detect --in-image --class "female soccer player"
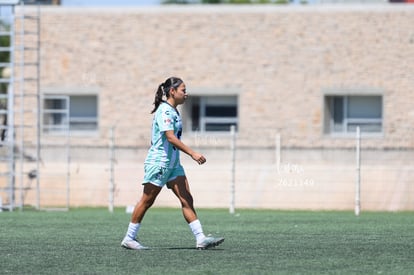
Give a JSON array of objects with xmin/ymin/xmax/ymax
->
[{"xmin": 121, "ymin": 77, "xmax": 224, "ymax": 250}]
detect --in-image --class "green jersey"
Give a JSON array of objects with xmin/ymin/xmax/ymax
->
[{"xmin": 144, "ymin": 102, "xmax": 182, "ymax": 168}]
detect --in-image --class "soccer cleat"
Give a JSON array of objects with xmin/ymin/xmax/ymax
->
[
  {"xmin": 196, "ymin": 236, "xmax": 225, "ymax": 250},
  {"xmin": 121, "ymin": 238, "xmax": 149, "ymax": 250}
]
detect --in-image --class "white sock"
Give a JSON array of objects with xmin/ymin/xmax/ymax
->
[
  {"xmin": 189, "ymin": 219, "xmax": 206, "ymax": 243},
  {"xmin": 125, "ymin": 222, "xmax": 141, "ymax": 240}
]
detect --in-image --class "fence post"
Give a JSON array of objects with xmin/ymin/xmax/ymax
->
[
  {"xmin": 275, "ymin": 133, "xmax": 281, "ymax": 173},
  {"xmin": 65, "ymin": 124, "xmax": 71, "ymax": 210},
  {"xmin": 109, "ymin": 126, "xmax": 115, "ymax": 213},
  {"xmin": 355, "ymin": 126, "xmax": 361, "ymax": 216},
  {"xmin": 229, "ymin": 125, "xmax": 236, "ymax": 214}
]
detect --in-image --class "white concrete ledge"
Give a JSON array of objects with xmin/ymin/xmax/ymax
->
[{"xmin": 15, "ymin": 4, "xmax": 414, "ymax": 14}]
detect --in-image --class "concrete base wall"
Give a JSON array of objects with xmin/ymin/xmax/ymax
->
[{"xmin": 1, "ymin": 147, "xmax": 413, "ymax": 211}]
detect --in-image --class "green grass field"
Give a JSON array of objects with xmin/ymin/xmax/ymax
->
[{"xmin": 1, "ymin": 208, "xmax": 413, "ymax": 274}]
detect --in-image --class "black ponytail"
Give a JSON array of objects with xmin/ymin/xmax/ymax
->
[
  {"xmin": 150, "ymin": 83, "xmax": 165, "ymax": 114},
  {"xmin": 150, "ymin": 77, "xmax": 183, "ymax": 114}
]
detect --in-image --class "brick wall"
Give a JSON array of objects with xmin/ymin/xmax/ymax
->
[
  {"xmin": 4, "ymin": 5, "xmax": 414, "ymax": 210},
  {"xmin": 14, "ymin": 4, "xmax": 414, "ymax": 149}
]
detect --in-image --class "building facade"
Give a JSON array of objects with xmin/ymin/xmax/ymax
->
[{"xmin": 2, "ymin": 4, "xmax": 414, "ymax": 211}]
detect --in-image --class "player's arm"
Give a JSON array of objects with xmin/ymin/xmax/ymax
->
[{"xmin": 164, "ymin": 130, "xmax": 206, "ymax": 165}]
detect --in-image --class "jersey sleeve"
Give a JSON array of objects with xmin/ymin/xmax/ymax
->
[{"xmin": 157, "ymin": 105, "xmax": 175, "ymax": 132}]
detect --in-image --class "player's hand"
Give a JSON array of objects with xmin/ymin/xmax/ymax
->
[{"xmin": 191, "ymin": 152, "xmax": 206, "ymax": 165}]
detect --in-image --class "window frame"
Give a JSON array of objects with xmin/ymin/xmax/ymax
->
[
  {"xmin": 323, "ymin": 89, "xmax": 384, "ymax": 137},
  {"xmin": 41, "ymin": 88, "xmax": 99, "ymax": 136},
  {"xmin": 182, "ymin": 88, "xmax": 240, "ymax": 134},
  {"xmin": 42, "ymin": 95, "xmax": 70, "ymax": 133},
  {"xmin": 198, "ymin": 96, "xmax": 238, "ymax": 133},
  {"xmin": 67, "ymin": 95, "xmax": 99, "ymax": 132}
]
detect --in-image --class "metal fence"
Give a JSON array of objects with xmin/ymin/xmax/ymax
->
[{"xmin": 2, "ymin": 125, "xmax": 413, "ymax": 213}]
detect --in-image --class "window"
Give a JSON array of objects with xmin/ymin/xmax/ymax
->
[
  {"xmin": 185, "ymin": 95, "xmax": 238, "ymax": 132},
  {"xmin": 325, "ymin": 95, "xmax": 382, "ymax": 135},
  {"xmin": 43, "ymin": 94, "xmax": 98, "ymax": 133}
]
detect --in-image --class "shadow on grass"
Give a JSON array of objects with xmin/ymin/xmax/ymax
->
[
  {"xmin": 167, "ymin": 247, "xmax": 225, "ymax": 251},
  {"xmin": 121, "ymin": 246, "xmax": 225, "ymax": 251}
]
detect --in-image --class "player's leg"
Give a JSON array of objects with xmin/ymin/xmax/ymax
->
[
  {"xmin": 168, "ymin": 175, "xmax": 197, "ymax": 223},
  {"xmin": 168, "ymin": 174, "xmax": 224, "ymax": 249},
  {"xmin": 122, "ymin": 164, "xmax": 167, "ymax": 250},
  {"xmin": 121, "ymin": 183, "xmax": 162, "ymax": 250},
  {"xmin": 131, "ymin": 183, "xmax": 162, "ymax": 223}
]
